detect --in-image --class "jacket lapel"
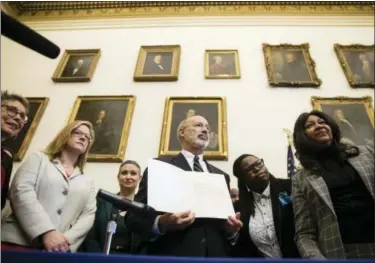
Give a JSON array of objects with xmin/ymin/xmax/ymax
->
[
  {"xmin": 172, "ymin": 153, "xmax": 192, "ymax": 171},
  {"xmin": 204, "ymin": 160, "xmax": 213, "ymax": 173},
  {"xmin": 269, "ymin": 178, "xmax": 282, "ymax": 248},
  {"xmin": 348, "ymin": 156, "xmax": 375, "ymax": 199},
  {"xmin": 52, "ymin": 159, "xmax": 69, "ymax": 182},
  {"xmin": 306, "ymin": 172, "xmax": 336, "ymax": 215}
]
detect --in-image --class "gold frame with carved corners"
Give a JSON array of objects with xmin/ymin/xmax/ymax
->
[
  {"xmin": 263, "ymin": 43, "xmax": 322, "ymax": 87},
  {"xmin": 334, "ymin": 44, "xmax": 375, "ymax": 88},
  {"xmin": 205, "ymin": 49, "xmax": 241, "ymax": 79},
  {"xmin": 158, "ymin": 96, "xmax": 228, "ymax": 160},
  {"xmin": 67, "ymin": 95, "xmax": 136, "ymax": 162}
]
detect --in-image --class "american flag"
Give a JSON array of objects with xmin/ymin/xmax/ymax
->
[{"xmin": 287, "ymin": 143, "xmax": 297, "ymax": 178}]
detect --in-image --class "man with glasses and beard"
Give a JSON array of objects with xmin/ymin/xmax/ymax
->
[
  {"xmin": 232, "ymin": 154, "xmax": 299, "ymax": 258},
  {"xmin": 125, "ymin": 115, "xmax": 242, "ymax": 257}
]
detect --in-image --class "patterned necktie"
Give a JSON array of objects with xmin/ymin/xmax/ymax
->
[{"xmin": 193, "ymin": 156, "xmax": 204, "ymax": 172}]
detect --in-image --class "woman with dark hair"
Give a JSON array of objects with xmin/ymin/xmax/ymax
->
[
  {"xmin": 232, "ymin": 154, "xmax": 299, "ymax": 258},
  {"xmin": 80, "ymin": 160, "xmax": 143, "ymax": 254},
  {"xmin": 292, "ymin": 110, "xmax": 374, "ymax": 259}
]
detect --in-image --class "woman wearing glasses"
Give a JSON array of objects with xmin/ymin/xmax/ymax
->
[
  {"xmin": 1, "ymin": 91, "xmax": 29, "ymax": 211},
  {"xmin": 1, "ymin": 121, "xmax": 97, "ymax": 253},
  {"xmin": 232, "ymin": 154, "xmax": 299, "ymax": 258}
]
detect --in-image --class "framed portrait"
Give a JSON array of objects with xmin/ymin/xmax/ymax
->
[
  {"xmin": 263, "ymin": 43, "xmax": 322, "ymax": 87},
  {"xmin": 67, "ymin": 96, "xmax": 136, "ymax": 162},
  {"xmin": 52, "ymin": 49, "xmax": 101, "ymax": 82},
  {"xmin": 4, "ymin": 97, "xmax": 49, "ymax": 161},
  {"xmin": 311, "ymin": 96, "xmax": 374, "ymax": 146},
  {"xmin": 205, "ymin": 50, "xmax": 240, "ymax": 79},
  {"xmin": 133, "ymin": 45, "xmax": 181, "ymax": 81},
  {"xmin": 334, "ymin": 44, "xmax": 374, "ymax": 88},
  {"xmin": 158, "ymin": 97, "xmax": 228, "ymax": 160}
]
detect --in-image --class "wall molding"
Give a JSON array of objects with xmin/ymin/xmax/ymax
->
[
  {"xmin": 25, "ymin": 16, "xmax": 375, "ymax": 31},
  {"xmin": 3, "ymin": 2, "xmax": 374, "ymax": 21}
]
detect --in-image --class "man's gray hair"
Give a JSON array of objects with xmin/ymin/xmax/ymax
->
[
  {"xmin": 176, "ymin": 118, "xmax": 187, "ymax": 143},
  {"xmin": 1, "ymin": 90, "xmax": 29, "ymax": 113}
]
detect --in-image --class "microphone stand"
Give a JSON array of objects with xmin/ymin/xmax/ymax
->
[{"xmin": 103, "ymin": 219, "xmax": 117, "ymax": 255}]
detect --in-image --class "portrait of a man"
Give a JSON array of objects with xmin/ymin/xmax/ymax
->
[
  {"xmin": 272, "ymin": 50, "xmax": 311, "ymax": 82},
  {"xmin": 159, "ymin": 97, "xmax": 228, "ymax": 160},
  {"xmin": 68, "ymin": 96, "xmax": 136, "ymax": 162},
  {"xmin": 205, "ymin": 50, "xmax": 240, "ymax": 79},
  {"xmin": 52, "ymin": 49, "xmax": 101, "ymax": 83},
  {"xmin": 3, "ymin": 98, "xmax": 49, "ymax": 161},
  {"xmin": 61, "ymin": 55, "xmax": 93, "ymax": 78},
  {"xmin": 134, "ymin": 45, "xmax": 181, "ymax": 81},
  {"xmin": 312, "ymin": 96, "xmax": 374, "ymax": 147},
  {"xmin": 142, "ymin": 52, "xmax": 173, "ymax": 75},
  {"xmin": 335, "ymin": 44, "xmax": 375, "ymax": 88},
  {"xmin": 263, "ymin": 43, "xmax": 321, "ymax": 87}
]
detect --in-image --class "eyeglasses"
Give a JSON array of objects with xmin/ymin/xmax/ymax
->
[
  {"xmin": 244, "ymin": 159, "xmax": 264, "ymax": 174},
  {"xmin": 72, "ymin": 130, "xmax": 92, "ymax": 141},
  {"xmin": 1, "ymin": 105, "xmax": 28, "ymax": 123}
]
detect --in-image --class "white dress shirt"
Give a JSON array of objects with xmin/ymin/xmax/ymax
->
[
  {"xmin": 248, "ymin": 183, "xmax": 282, "ymax": 258},
  {"xmin": 181, "ymin": 149, "xmax": 208, "ymax": 172}
]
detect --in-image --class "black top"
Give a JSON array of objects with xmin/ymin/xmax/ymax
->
[
  {"xmin": 1, "ymin": 148, "xmax": 13, "ymax": 210},
  {"xmin": 318, "ymin": 151, "xmax": 374, "ymax": 244},
  {"xmin": 110, "ymin": 209, "xmax": 132, "ymax": 253}
]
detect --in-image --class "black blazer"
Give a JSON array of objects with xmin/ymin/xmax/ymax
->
[
  {"xmin": 1, "ymin": 149, "xmax": 13, "ymax": 210},
  {"xmin": 80, "ymin": 196, "xmax": 142, "ymax": 254},
  {"xmin": 234, "ymin": 176, "xmax": 300, "ymax": 258},
  {"xmin": 125, "ymin": 153, "xmax": 232, "ymax": 257}
]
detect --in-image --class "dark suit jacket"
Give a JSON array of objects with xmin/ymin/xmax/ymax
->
[
  {"xmin": 80, "ymin": 197, "xmax": 142, "ymax": 254},
  {"xmin": 125, "ymin": 153, "xmax": 232, "ymax": 257},
  {"xmin": 234, "ymin": 176, "xmax": 300, "ymax": 258},
  {"xmin": 1, "ymin": 149, "xmax": 13, "ymax": 210}
]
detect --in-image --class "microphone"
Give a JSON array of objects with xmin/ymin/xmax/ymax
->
[
  {"xmin": 1, "ymin": 11, "xmax": 60, "ymax": 59},
  {"xmin": 97, "ymin": 189, "xmax": 152, "ymax": 213}
]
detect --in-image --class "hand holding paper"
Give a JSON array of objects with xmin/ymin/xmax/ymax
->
[{"xmin": 147, "ymin": 159, "xmax": 235, "ymax": 219}]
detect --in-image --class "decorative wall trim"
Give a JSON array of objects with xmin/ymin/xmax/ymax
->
[
  {"xmin": 24, "ymin": 16, "xmax": 374, "ymax": 32},
  {"xmin": 4, "ymin": 2, "xmax": 374, "ymax": 21}
]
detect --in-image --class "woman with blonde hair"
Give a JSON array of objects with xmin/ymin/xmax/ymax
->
[{"xmin": 1, "ymin": 120, "xmax": 97, "ymax": 253}]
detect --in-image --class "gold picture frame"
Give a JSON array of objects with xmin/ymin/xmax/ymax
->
[
  {"xmin": 205, "ymin": 49, "xmax": 241, "ymax": 79},
  {"xmin": 311, "ymin": 96, "xmax": 374, "ymax": 146},
  {"xmin": 263, "ymin": 43, "xmax": 322, "ymax": 87},
  {"xmin": 4, "ymin": 97, "xmax": 49, "ymax": 161},
  {"xmin": 158, "ymin": 96, "xmax": 228, "ymax": 160},
  {"xmin": 334, "ymin": 44, "xmax": 375, "ymax": 88},
  {"xmin": 67, "ymin": 95, "xmax": 136, "ymax": 162},
  {"xmin": 133, "ymin": 45, "xmax": 181, "ymax": 82},
  {"xmin": 52, "ymin": 49, "xmax": 101, "ymax": 82}
]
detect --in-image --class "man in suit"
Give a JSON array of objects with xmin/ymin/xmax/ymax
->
[
  {"xmin": 61, "ymin": 57, "xmax": 89, "ymax": 77},
  {"xmin": 143, "ymin": 54, "xmax": 171, "ymax": 75},
  {"xmin": 125, "ymin": 115, "xmax": 242, "ymax": 257},
  {"xmin": 90, "ymin": 110, "xmax": 113, "ymax": 154},
  {"xmin": 232, "ymin": 154, "xmax": 299, "ymax": 258}
]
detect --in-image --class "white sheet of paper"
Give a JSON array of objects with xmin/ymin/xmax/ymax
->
[{"xmin": 147, "ymin": 159, "xmax": 235, "ymax": 219}]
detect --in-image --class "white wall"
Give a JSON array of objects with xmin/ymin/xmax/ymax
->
[{"xmin": 1, "ymin": 16, "xmax": 374, "ymax": 192}]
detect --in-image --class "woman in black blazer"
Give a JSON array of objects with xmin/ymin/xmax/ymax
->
[
  {"xmin": 80, "ymin": 160, "xmax": 143, "ymax": 254},
  {"xmin": 232, "ymin": 154, "xmax": 299, "ymax": 258}
]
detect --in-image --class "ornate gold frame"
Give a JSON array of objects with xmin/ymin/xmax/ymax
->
[
  {"xmin": 3, "ymin": 2, "xmax": 374, "ymax": 21},
  {"xmin": 205, "ymin": 49, "xmax": 241, "ymax": 79},
  {"xmin": 52, "ymin": 49, "xmax": 101, "ymax": 83},
  {"xmin": 311, "ymin": 96, "xmax": 374, "ymax": 128},
  {"xmin": 133, "ymin": 45, "xmax": 181, "ymax": 82},
  {"xmin": 263, "ymin": 43, "xmax": 322, "ymax": 87},
  {"xmin": 67, "ymin": 95, "xmax": 136, "ymax": 162},
  {"xmin": 158, "ymin": 96, "xmax": 228, "ymax": 160},
  {"xmin": 13, "ymin": 97, "xmax": 49, "ymax": 161},
  {"xmin": 334, "ymin": 44, "xmax": 375, "ymax": 88}
]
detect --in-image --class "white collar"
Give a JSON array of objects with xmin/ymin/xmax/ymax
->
[
  {"xmin": 246, "ymin": 182, "xmax": 271, "ymax": 199},
  {"xmin": 181, "ymin": 149, "xmax": 203, "ymax": 162}
]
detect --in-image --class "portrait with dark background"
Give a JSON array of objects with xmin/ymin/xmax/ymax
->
[
  {"xmin": 208, "ymin": 53, "xmax": 237, "ymax": 75},
  {"xmin": 168, "ymin": 102, "xmax": 219, "ymax": 152},
  {"xmin": 73, "ymin": 99, "xmax": 129, "ymax": 155},
  {"xmin": 271, "ymin": 49, "xmax": 311, "ymax": 82},
  {"xmin": 4, "ymin": 99, "xmax": 47, "ymax": 161},
  {"xmin": 342, "ymin": 50, "xmax": 374, "ymax": 85},
  {"xmin": 142, "ymin": 52, "xmax": 173, "ymax": 75},
  {"xmin": 61, "ymin": 55, "xmax": 94, "ymax": 78},
  {"xmin": 320, "ymin": 103, "xmax": 374, "ymax": 146}
]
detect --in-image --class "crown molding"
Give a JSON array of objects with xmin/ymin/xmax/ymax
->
[
  {"xmin": 6, "ymin": 2, "xmax": 374, "ymax": 21},
  {"xmin": 24, "ymin": 15, "xmax": 375, "ymax": 31}
]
